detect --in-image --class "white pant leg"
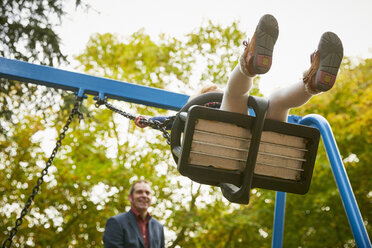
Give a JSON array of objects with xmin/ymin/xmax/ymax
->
[
  {"xmin": 266, "ymin": 80, "xmax": 312, "ymax": 122},
  {"xmin": 221, "ymin": 65, "xmax": 253, "ymax": 114}
]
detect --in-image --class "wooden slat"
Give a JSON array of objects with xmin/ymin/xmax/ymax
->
[
  {"xmin": 191, "ymin": 142, "xmax": 248, "ymax": 160},
  {"xmin": 254, "ymin": 163, "xmax": 301, "ymax": 180},
  {"xmin": 193, "ymin": 131, "xmax": 250, "ymax": 150},
  {"xmin": 259, "ymin": 142, "xmax": 306, "ymax": 158},
  {"xmin": 256, "ymin": 153, "xmax": 304, "ymax": 169},
  {"xmin": 261, "ymin": 131, "xmax": 307, "ymax": 149},
  {"xmin": 194, "ymin": 119, "xmax": 251, "ymax": 139},
  {"xmin": 189, "ymin": 152, "xmax": 245, "ymax": 171}
]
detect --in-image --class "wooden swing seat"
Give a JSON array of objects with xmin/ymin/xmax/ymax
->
[{"xmin": 171, "ymin": 94, "xmax": 320, "ymax": 204}]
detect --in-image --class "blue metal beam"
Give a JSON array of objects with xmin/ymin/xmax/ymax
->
[{"xmin": 0, "ymin": 57, "xmax": 189, "ymax": 111}]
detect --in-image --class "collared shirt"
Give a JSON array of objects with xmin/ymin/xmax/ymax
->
[{"xmin": 131, "ymin": 208, "xmax": 152, "ymax": 248}]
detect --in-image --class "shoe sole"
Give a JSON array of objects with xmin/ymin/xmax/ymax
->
[
  {"xmin": 253, "ymin": 14, "xmax": 279, "ymax": 74},
  {"xmin": 316, "ymin": 32, "xmax": 344, "ymax": 91}
]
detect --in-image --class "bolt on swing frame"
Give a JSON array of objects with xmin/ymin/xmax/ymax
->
[{"xmin": 0, "ymin": 57, "xmax": 370, "ymax": 248}]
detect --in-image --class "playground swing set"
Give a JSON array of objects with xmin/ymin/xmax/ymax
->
[{"xmin": 0, "ymin": 57, "xmax": 370, "ymax": 247}]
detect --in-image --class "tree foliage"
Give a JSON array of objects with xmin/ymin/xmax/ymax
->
[
  {"xmin": 0, "ymin": 0, "xmax": 87, "ymax": 138},
  {"xmin": 0, "ymin": 0, "xmax": 86, "ymax": 65},
  {"xmin": 1, "ymin": 21, "xmax": 371, "ymax": 247}
]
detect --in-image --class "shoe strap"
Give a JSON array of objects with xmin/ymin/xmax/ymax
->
[{"xmin": 310, "ymin": 50, "xmax": 317, "ymax": 63}]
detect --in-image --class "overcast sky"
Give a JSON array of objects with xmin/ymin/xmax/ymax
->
[{"xmin": 57, "ymin": 0, "xmax": 372, "ymax": 96}]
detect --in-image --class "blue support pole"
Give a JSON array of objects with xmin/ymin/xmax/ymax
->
[
  {"xmin": 269, "ymin": 115, "xmax": 299, "ymax": 248},
  {"xmin": 0, "ymin": 57, "xmax": 189, "ymax": 111},
  {"xmin": 298, "ymin": 114, "xmax": 371, "ymax": 248},
  {"xmin": 272, "ymin": 191, "xmax": 286, "ymax": 248}
]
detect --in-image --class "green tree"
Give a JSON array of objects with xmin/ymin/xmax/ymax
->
[
  {"xmin": 0, "ymin": 0, "xmax": 87, "ymax": 137},
  {"xmin": 0, "ymin": 0, "xmax": 86, "ymax": 65},
  {"xmin": 1, "ymin": 21, "xmax": 370, "ymax": 248}
]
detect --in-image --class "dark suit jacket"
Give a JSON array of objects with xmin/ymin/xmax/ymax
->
[{"xmin": 103, "ymin": 211, "xmax": 165, "ymax": 248}]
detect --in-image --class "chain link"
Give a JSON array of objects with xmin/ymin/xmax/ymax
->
[
  {"xmin": 95, "ymin": 97, "xmax": 174, "ymax": 145},
  {"xmin": 2, "ymin": 97, "xmax": 83, "ymax": 248},
  {"xmin": 139, "ymin": 117, "xmax": 174, "ymax": 145}
]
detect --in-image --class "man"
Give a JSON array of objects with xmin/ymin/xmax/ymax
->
[{"xmin": 103, "ymin": 180, "xmax": 165, "ymax": 248}]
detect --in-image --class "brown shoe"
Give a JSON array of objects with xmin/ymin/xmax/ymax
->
[
  {"xmin": 303, "ymin": 32, "xmax": 344, "ymax": 94},
  {"xmin": 240, "ymin": 14, "xmax": 279, "ymax": 77}
]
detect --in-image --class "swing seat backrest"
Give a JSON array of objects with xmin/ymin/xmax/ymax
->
[{"xmin": 173, "ymin": 105, "xmax": 320, "ymax": 197}]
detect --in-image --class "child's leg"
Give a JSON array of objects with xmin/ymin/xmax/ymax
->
[
  {"xmin": 266, "ymin": 32, "xmax": 344, "ymax": 122},
  {"xmin": 221, "ymin": 14, "xmax": 279, "ymax": 114},
  {"xmin": 267, "ymin": 81, "xmax": 312, "ymax": 121},
  {"xmin": 221, "ymin": 65, "xmax": 253, "ymax": 114}
]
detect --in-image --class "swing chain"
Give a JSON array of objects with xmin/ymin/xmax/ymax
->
[
  {"xmin": 2, "ymin": 96, "xmax": 83, "ymax": 248},
  {"xmin": 95, "ymin": 97, "xmax": 174, "ymax": 145},
  {"xmin": 141, "ymin": 117, "xmax": 174, "ymax": 145}
]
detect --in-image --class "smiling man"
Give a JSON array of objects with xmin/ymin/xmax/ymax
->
[{"xmin": 103, "ymin": 180, "xmax": 165, "ymax": 248}]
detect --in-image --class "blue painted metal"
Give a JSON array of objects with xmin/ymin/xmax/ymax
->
[
  {"xmin": 0, "ymin": 57, "xmax": 189, "ymax": 111},
  {"xmin": 298, "ymin": 114, "xmax": 371, "ymax": 248},
  {"xmin": 272, "ymin": 191, "xmax": 286, "ymax": 248},
  {"xmin": 270, "ymin": 115, "xmax": 298, "ymax": 248}
]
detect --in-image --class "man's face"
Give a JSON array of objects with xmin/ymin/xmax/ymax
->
[{"xmin": 129, "ymin": 182, "xmax": 152, "ymax": 213}]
